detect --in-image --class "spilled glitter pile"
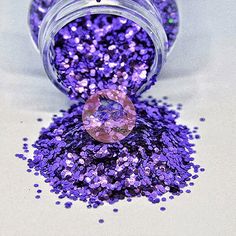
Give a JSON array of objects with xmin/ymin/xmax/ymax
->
[{"xmin": 17, "ymin": 97, "xmax": 204, "ymax": 211}]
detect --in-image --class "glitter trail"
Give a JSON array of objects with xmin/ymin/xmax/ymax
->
[{"xmin": 22, "ymin": 97, "xmax": 204, "ymax": 208}]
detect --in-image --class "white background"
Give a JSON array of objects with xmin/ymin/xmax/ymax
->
[{"xmin": 0, "ymin": 0, "xmax": 236, "ymax": 235}]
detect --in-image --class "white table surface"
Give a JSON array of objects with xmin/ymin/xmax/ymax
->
[{"xmin": 0, "ymin": 0, "xmax": 236, "ymax": 235}]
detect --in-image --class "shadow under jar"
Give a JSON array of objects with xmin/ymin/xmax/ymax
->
[{"xmin": 29, "ymin": 0, "xmax": 179, "ymax": 100}]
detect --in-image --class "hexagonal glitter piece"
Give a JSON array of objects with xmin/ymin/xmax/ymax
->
[{"xmin": 82, "ymin": 89, "xmax": 136, "ymax": 143}]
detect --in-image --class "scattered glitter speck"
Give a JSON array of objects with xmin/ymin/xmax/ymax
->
[
  {"xmin": 160, "ymin": 207, "xmax": 166, "ymax": 211},
  {"xmin": 200, "ymin": 118, "xmax": 206, "ymax": 122},
  {"xmin": 98, "ymin": 219, "xmax": 104, "ymax": 224},
  {"xmin": 161, "ymin": 197, "xmax": 167, "ymax": 202},
  {"xmin": 65, "ymin": 202, "xmax": 73, "ymax": 209}
]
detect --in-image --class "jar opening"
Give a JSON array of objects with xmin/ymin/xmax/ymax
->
[{"xmin": 29, "ymin": 0, "xmax": 179, "ymax": 100}]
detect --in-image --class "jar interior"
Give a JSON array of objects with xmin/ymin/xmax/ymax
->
[
  {"xmin": 29, "ymin": 0, "xmax": 179, "ymax": 100},
  {"xmin": 49, "ymin": 14, "xmax": 156, "ymax": 99}
]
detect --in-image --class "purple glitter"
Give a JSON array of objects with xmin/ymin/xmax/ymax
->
[
  {"xmin": 51, "ymin": 14, "xmax": 155, "ymax": 99},
  {"xmin": 161, "ymin": 197, "xmax": 167, "ymax": 202},
  {"xmin": 98, "ymin": 219, "xmax": 104, "ymax": 224},
  {"xmin": 160, "ymin": 207, "xmax": 166, "ymax": 211},
  {"xmin": 153, "ymin": 0, "xmax": 179, "ymax": 48},
  {"xmin": 65, "ymin": 202, "xmax": 73, "ymax": 209},
  {"xmin": 34, "ymin": 184, "xmax": 39, "ymax": 188},
  {"xmin": 82, "ymin": 89, "xmax": 136, "ymax": 143},
  {"xmin": 55, "ymin": 201, "xmax": 61, "ymax": 205},
  {"xmin": 22, "ymin": 97, "xmax": 203, "ymax": 208},
  {"xmin": 113, "ymin": 208, "xmax": 119, "ymax": 213},
  {"xmin": 29, "ymin": 0, "xmax": 58, "ymax": 44},
  {"xmin": 200, "ymin": 118, "xmax": 206, "ymax": 122},
  {"xmin": 35, "ymin": 195, "xmax": 41, "ymax": 199}
]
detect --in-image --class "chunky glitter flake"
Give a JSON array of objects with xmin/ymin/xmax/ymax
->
[
  {"xmin": 20, "ymin": 97, "xmax": 204, "ymax": 209},
  {"xmin": 82, "ymin": 89, "xmax": 136, "ymax": 143},
  {"xmin": 98, "ymin": 219, "xmax": 104, "ymax": 224},
  {"xmin": 113, "ymin": 208, "xmax": 119, "ymax": 213}
]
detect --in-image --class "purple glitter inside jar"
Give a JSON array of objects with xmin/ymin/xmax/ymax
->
[
  {"xmin": 29, "ymin": 0, "xmax": 179, "ymax": 99},
  {"xmin": 51, "ymin": 14, "xmax": 155, "ymax": 99}
]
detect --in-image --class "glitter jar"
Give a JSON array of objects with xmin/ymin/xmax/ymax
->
[{"xmin": 29, "ymin": 0, "xmax": 179, "ymax": 99}]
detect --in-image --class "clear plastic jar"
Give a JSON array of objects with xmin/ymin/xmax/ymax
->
[{"xmin": 29, "ymin": 0, "xmax": 179, "ymax": 99}]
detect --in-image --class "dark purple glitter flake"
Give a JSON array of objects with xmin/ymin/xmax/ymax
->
[
  {"xmin": 113, "ymin": 208, "xmax": 119, "ymax": 213},
  {"xmin": 98, "ymin": 219, "xmax": 104, "ymax": 224},
  {"xmin": 64, "ymin": 201, "xmax": 73, "ymax": 209}
]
